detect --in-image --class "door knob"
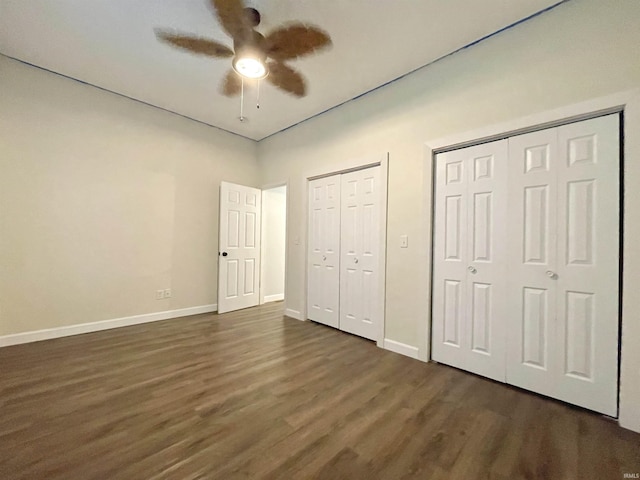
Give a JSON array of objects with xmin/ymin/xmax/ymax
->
[
  {"xmin": 354, "ymin": 258, "xmax": 359, "ymax": 264},
  {"xmin": 468, "ymin": 266, "xmax": 477, "ymax": 274},
  {"xmin": 546, "ymin": 270, "xmax": 556, "ymax": 278},
  {"xmin": 222, "ymin": 252, "xmax": 228, "ymax": 257},
  {"xmin": 322, "ymin": 255, "xmax": 326, "ymax": 261}
]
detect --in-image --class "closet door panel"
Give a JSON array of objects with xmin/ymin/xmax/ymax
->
[
  {"xmin": 433, "ymin": 141, "xmax": 508, "ymax": 381},
  {"xmin": 339, "ymin": 166, "xmax": 381, "ymax": 340},
  {"xmin": 307, "ymin": 175, "xmax": 341, "ymax": 328},
  {"xmin": 555, "ymin": 115, "xmax": 619, "ymax": 416},
  {"xmin": 506, "ymin": 115, "xmax": 620, "ymax": 416},
  {"xmin": 506, "ymin": 128, "xmax": 559, "ymax": 394},
  {"xmin": 433, "ymin": 149, "xmax": 469, "ymax": 371},
  {"xmin": 465, "ymin": 141, "xmax": 508, "ymax": 381}
]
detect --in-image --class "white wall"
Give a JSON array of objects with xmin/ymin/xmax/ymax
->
[
  {"xmin": 258, "ymin": 0, "xmax": 640, "ymax": 432},
  {"xmin": 261, "ymin": 185, "xmax": 287, "ymax": 302},
  {"xmin": 0, "ymin": 55, "xmax": 259, "ymax": 336}
]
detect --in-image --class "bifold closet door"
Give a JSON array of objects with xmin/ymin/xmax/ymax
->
[
  {"xmin": 432, "ymin": 140, "xmax": 508, "ymax": 382},
  {"xmin": 507, "ymin": 115, "xmax": 620, "ymax": 416},
  {"xmin": 339, "ymin": 166, "xmax": 381, "ymax": 341},
  {"xmin": 307, "ymin": 175, "xmax": 341, "ymax": 328}
]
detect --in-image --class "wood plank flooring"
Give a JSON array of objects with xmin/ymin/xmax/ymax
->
[{"xmin": 0, "ymin": 302, "xmax": 638, "ymax": 479}]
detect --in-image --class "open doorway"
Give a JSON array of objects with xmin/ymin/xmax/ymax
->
[{"xmin": 260, "ymin": 184, "xmax": 287, "ymax": 304}]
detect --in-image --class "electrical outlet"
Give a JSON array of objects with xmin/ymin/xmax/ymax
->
[
  {"xmin": 164, "ymin": 288, "xmax": 172, "ymax": 298},
  {"xmin": 156, "ymin": 290, "xmax": 164, "ymax": 300}
]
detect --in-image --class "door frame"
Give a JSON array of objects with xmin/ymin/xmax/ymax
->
[
  {"xmin": 301, "ymin": 153, "xmax": 389, "ymax": 347},
  {"xmin": 259, "ymin": 180, "xmax": 289, "ymax": 305},
  {"xmin": 422, "ymin": 89, "xmax": 640, "ymax": 432}
]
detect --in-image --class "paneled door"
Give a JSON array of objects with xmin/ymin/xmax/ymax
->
[
  {"xmin": 218, "ymin": 181, "xmax": 261, "ymax": 314},
  {"xmin": 432, "ymin": 140, "xmax": 508, "ymax": 382},
  {"xmin": 339, "ymin": 166, "xmax": 381, "ymax": 341},
  {"xmin": 507, "ymin": 115, "xmax": 620, "ymax": 416},
  {"xmin": 307, "ymin": 175, "xmax": 341, "ymax": 328}
]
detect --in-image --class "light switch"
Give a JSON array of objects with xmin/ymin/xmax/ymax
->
[{"xmin": 400, "ymin": 235, "xmax": 408, "ymax": 248}]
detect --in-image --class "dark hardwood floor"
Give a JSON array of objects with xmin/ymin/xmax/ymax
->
[{"xmin": 0, "ymin": 302, "xmax": 638, "ymax": 479}]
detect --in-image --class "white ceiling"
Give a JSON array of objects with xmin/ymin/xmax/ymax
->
[{"xmin": 0, "ymin": 0, "xmax": 561, "ymax": 141}]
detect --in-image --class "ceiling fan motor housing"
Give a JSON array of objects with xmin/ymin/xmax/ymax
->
[{"xmin": 245, "ymin": 7, "xmax": 261, "ymax": 27}]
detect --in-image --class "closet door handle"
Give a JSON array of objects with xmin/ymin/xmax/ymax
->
[
  {"xmin": 546, "ymin": 270, "xmax": 556, "ymax": 278},
  {"xmin": 354, "ymin": 258, "xmax": 359, "ymax": 264},
  {"xmin": 322, "ymin": 255, "xmax": 326, "ymax": 261},
  {"xmin": 468, "ymin": 266, "xmax": 477, "ymax": 274}
]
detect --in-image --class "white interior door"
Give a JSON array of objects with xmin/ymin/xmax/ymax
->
[
  {"xmin": 218, "ymin": 181, "xmax": 261, "ymax": 314},
  {"xmin": 307, "ymin": 175, "xmax": 341, "ymax": 327},
  {"xmin": 555, "ymin": 116, "xmax": 620, "ymax": 415},
  {"xmin": 505, "ymin": 128, "xmax": 559, "ymax": 393},
  {"xmin": 339, "ymin": 166, "xmax": 381, "ymax": 341},
  {"xmin": 507, "ymin": 115, "xmax": 620, "ymax": 416},
  {"xmin": 432, "ymin": 140, "xmax": 508, "ymax": 382}
]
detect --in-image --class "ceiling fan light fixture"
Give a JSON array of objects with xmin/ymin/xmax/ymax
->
[
  {"xmin": 233, "ymin": 56, "xmax": 267, "ymax": 79},
  {"xmin": 155, "ymin": 1, "xmax": 332, "ymax": 99}
]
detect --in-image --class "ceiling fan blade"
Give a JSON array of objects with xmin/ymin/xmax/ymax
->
[
  {"xmin": 221, "ymin": 69, "xmax": 242, "ymax": 96},
  {"xmin": 265, "ymin": 23, "xmax": 332, "ymax": 61},
  {"xmin": 210, "ymin": 0, "xmax": 251, "ymax": 42},
  {"xmin": 155, "ymin": 30, "xmax": 233, "ymax": 58},
  {"xmin": 266, "ymin": 62, "xmax": 306, "ymax": 97}
]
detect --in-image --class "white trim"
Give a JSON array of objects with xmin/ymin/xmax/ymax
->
[
  {"xmin": 378, "ymin": 156, "xmax": 389, "ymax": 347},
  {"xmin": 284, "ymin": 308, "xmax": 303, "ymax": 320},
  {"xmin": 0, "ymin": 304, "xmax": 218, "ymax": 348},
  {"xmin": 301, "ymin": 153, "xmax": 389, "ymax": 343},
  {"xmin": 383, "ymin": 339, "xmax": 419, "ymax": 359},
  {"xmin": 423, "ymin": 89, "xmax": 640, "ymax": 433},
  {"xmin": 263, "ymin": 293, "xmax": 284, "ymax": 303},
  {"xmin": 418, "ymin": 142, "xmax": 435, "ymax": 362}
]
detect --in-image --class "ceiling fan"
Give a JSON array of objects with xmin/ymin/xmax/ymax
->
[{"xmin": 155, "ymin": 0, "xmax": 332, "ymax": 98}]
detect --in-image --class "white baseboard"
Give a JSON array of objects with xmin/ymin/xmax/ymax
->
[
  {"xmin": 263, "ymin": 293, "xmax": 284, "ymax": 303},
  {"xmin": 284, "ymin": 308, "xmax": 303, "ymax": 320},
  {"xmin": 383, "ymin": 338, "xmax": 419, "ymax": 359},
  {"xmin": 0, "ymin": 304, "xmax": 218, "ymax": 348}
]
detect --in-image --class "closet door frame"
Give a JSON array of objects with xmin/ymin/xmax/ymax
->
[
  {"xmin": 423, "ymin": 89, "xmax": 640, "ymax": 432},
  {"xmin": 302, "ymin": 153, "xmax": 389, "ymax": 346}
]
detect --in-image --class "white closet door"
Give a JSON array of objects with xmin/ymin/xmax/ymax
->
[
  {"xmin": 506, "ymin": 129, "xmax": 559, "ymax": 391},
  {"xmin": 432, "ymin": 140, "xmax": 508, "ymax": 382},
  {"xmin": 432, "ymin": 148, "xmax": 469, "ymax": 371},
  {"xmin": 218, "ymin": 182, "xmax": 261, "ymax": 314},
  {"xmin": 555, "ymin": 115, "xmax": 620, "ymax": 415},
  {"xmin": 339, "ymin": 166, "xmax": 381, "ymax": 341},
  {"xmin": 507, "ymin": 115, "xmax": 619, "ymax": 416},
  {"xmin": 307, "ymin": 175, "xmax": 341, "ymax": 327}
]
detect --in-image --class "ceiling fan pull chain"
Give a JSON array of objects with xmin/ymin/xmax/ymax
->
[
  {"xmin": 239, "ymin": 77, "xmax": 245, "ymax": 122},
  {"xmin": 256, "ymin": 79, "xmax": 260, "ymax": 110}
]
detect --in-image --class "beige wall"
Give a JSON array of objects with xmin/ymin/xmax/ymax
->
[
  {"xmin": 0, "ymin": 55, "xmax": 259, "ymax": 335},
  {"xmin": 261, "ymin": 185, "xmax": 287, "ymax": 301},
  {"xmin": 258, "ymin": 0, "xmax": 640, "ymax": 431}
]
